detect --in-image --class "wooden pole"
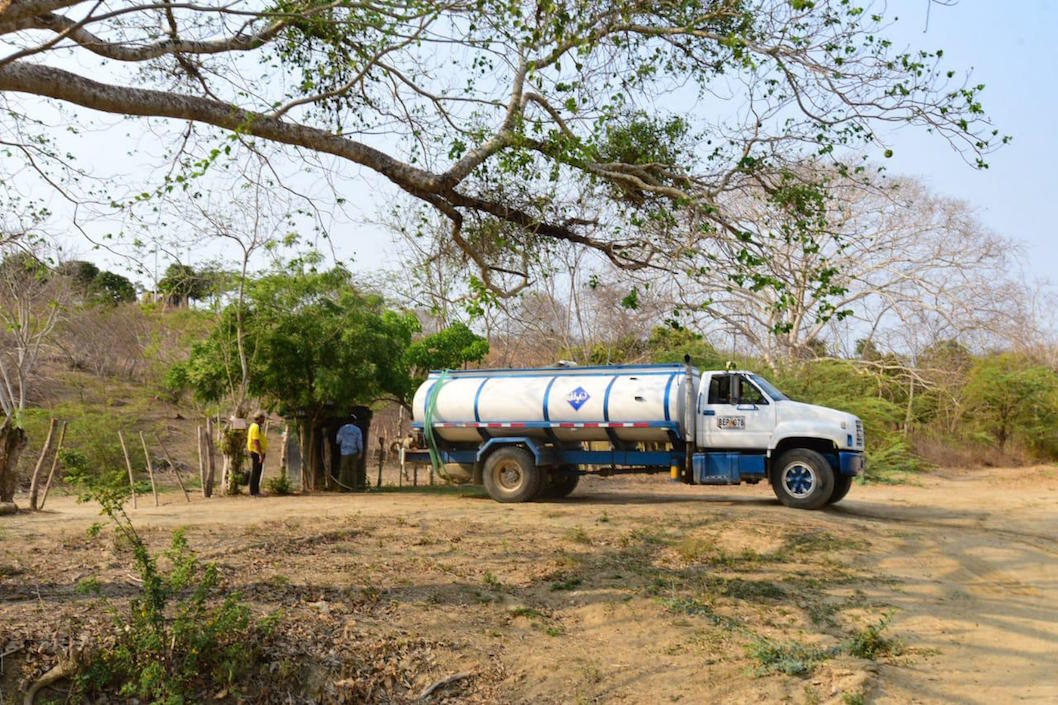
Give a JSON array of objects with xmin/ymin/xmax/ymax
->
[
  {"xmin": 38, "ymin": 421, "xmax": 67, "ymax": 510},
  {"xmin": 156, "ymin": 434, "xmax": 191, "ymax": 503},
  {"xmin": 118, "ymin": 431, "xmax": 138, "ymax": 509},
  {"xmin": 279, "ymin": 424, "xmax": 289, "ymax": 481},
  {"xmin": 197, "ymin": 424, "xmax": 205, "ymax": 495},
  {"xmin": 204, "ymin": 417, "xmax": 216, "ymax": 497},
  {"xmin": 139, "ymin": 432, "xmax": 159, "ymax": 507},
  {"xmin": 28, "ymin": 419, "xmax": 58, "ymax": 511},
  {"xmin": 376, "ymin": 436, "xmax": 384, "ymax": 488}
]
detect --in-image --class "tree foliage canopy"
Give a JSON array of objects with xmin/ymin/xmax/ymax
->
[
  {"xmin": 168, "ymin": 264, "xmax": 491, "ymax": 418},
  {"xmin": 0, "ymin": 0, "xmax": 1003, "ymax": 303}
]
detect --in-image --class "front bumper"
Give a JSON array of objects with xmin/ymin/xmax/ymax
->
[{"xmin": 838, "ymin": 451, "xmax": 865, "ymax": 477}]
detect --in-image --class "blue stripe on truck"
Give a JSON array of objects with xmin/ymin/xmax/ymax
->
[
  {"xmin": 473, "ymin": 377, "xmax": 488, "ymax": 422},
  {"xmin": 662, "ymin": 372, "xmax": 675, "ymax": 422},
  {"xmin": 542, "ymin": 376, "xmax": 557, "ymax": 421},
  {"xmin": 602, "ymin": 375, "xmax": 618, "ymax": 421}
]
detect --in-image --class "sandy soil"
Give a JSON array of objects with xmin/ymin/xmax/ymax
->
[{"xmin": 2, "ymin": 466, "xmax": 1057, "ymax": 704}]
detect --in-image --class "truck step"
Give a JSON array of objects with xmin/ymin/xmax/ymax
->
[{"xmin": 697, "ymin": 475, "xmax": 740, "ymax": 486}]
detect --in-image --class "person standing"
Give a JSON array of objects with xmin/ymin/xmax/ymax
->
[
  {"xmin": 336, "ymin": 413, "xmax": 364, "ymax": 491},
  {"xmin": 247, "ymin": 411, "xmax": 268, "ymax": 497}
]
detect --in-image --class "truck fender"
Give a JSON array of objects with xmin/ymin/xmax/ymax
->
[
  {"xmin": 476, "ymin": 437, "xmax": 556, "ymax": 467},
  {"xmin": 769, "ymin": 423, "xmax": 842, "ymax": 454}
]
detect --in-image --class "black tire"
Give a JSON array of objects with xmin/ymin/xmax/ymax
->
[
  {"xmin": 770, "ymin": 449, "xmax": 835, "ymax": 510},
  {"xmin": 482, "ymin": 447, "xmax": 542, "ymax": 503},
  {"xmin": 538, "ymin": 466, "xmax": 580, "ymax": 499},
  {"xmin": 827, "ymin": 474, "xmax": 854, "ymax": 505}
]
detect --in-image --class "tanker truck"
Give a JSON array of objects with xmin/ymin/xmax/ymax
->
[{"xmin": 406, "ymin": 359, "xmax": 864, "ymax": 509}]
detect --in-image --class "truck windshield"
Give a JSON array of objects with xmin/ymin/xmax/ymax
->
[{"xmin": 749, "ymin": 374, "xmax": 789, "ymax": 401}]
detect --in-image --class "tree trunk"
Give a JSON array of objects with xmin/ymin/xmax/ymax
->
[{"xmin": 0, "ymin": 419, "xmax": 28, "ymax": 504}]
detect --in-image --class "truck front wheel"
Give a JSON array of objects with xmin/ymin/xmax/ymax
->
[
  {"xmin": 483, "ymin": 447, "xmax": 542, "ymax": 503},
  {"xmin": 827, "ymin": 474, "xmax": 853, "ymax": 505},
  {"xmin": 771, "ymin": 449, "xmax": 834, "ymax": 510}
]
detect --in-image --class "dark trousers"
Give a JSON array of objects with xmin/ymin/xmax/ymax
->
[
  {"xmin": 339, "ymin": 453, "xmax": 363, "ymax": 491},
  {"xmin": 249, "ymin": 452, "xmax": 263, "ymax": 496}
]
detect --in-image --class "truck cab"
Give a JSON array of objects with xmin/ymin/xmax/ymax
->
[{"xmin": 695, "ymin": 370, "xmax": 865, "ymax": 508}]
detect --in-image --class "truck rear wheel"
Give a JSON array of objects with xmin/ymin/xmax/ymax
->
[
  {"xmin": 538, "ymin": 466, "xmax": 580, "ymax": 499},
  {"xmin": 827, "ymin": 474, "xmax": 853, "ymax": 505},
  {"xmin": 483, "ymin": 447, "xmax": 542, "ymax": 503},
  {"xmin": 771, "ymin": 449, "xmax": 834, "ymax": 510}
]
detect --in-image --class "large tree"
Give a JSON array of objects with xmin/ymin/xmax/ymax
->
[
  {"xmin": 172, "ymin": 263, "xmax": 421, "ymax": 488},
  {"xmin": 1, "ymin": 0, "xmax": 1002, "ymax": 299},
  {"xmin": 656, "ymin": 175, "xmax": 1030, "ymax": 363},
  {"xmin": 0, "ymin": 251, "xmax": 64, "ymax": 506}
]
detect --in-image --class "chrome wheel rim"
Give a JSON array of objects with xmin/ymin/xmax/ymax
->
[{"xmin": 782, "ymin": 462, "xmax": 816, "ymax": 498}]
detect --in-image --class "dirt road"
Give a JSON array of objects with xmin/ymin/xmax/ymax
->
[{"xmin": 2, "ymin": 466, "xmax": 1057, "ymax": 704}]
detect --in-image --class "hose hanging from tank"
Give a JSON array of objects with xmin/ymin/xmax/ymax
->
[{"xmin": 423, "ymin": 370, "xmax": 450, "ymax": 479}]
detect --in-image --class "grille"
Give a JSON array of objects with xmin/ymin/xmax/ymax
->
[{"xmin": 855, "ymin": 420, "xmax": 864, "ymax": 447}]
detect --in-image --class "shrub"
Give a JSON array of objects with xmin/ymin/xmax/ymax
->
[
  {"xmin": 846, "ymin": 612, "xmax": 903, "ymax": 660},
  {"xmin": 265, "ymin": 472, "xmax": 293, "ymax": 495},
  {"xmin": 73, "ymin": 480, "xmax": 278, "ymax": 704}
]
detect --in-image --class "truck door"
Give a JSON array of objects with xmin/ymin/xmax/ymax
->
[{"xmin": 700, "ymin": 373, "xmax": 777, "ymax": 449}]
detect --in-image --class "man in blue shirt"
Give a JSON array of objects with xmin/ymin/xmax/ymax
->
[{"xmin": 336, "ymin": 413, "xmax": 364, "ymax": 491}]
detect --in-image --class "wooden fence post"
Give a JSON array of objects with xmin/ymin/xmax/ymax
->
[
  {"xmin": 279, "ymin": 424, "xmax": 289, "ymax": 480},
  {"xmin": 204, "ymin": 418, "xmax": 216, "ymax": 497},
  {"xmin": 28, "ymin": 419, "xmax": 58, "ymax": 511},
  {"xmin": 197, "ymin": 425, "xmax": 205, "ymax": 495},
  {"xmin": 38, "ymin": 421, "xmax": 68, "ymax": 510},
  {"xmin": 139, "ymin": 432, "xmax": 159, "ymax": 507},
  {"xmin": 376, "ymin": 436, "xmax": 385, "ymax": 488},
  {"xmin": 117, "ymin": 431, "xmax": 137, "ymax": 509}
]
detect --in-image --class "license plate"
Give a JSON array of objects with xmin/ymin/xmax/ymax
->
[{"xmin": 717, "ymin": 416, "xmax": 746, "ymax": 430}]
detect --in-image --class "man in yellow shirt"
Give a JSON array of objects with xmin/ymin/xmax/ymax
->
[{"xmin": 247, "ymin": 411, "xmax": 268, "ymax": 497}]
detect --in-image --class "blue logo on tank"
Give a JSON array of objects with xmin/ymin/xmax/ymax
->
[{"xmin": 567, "ymin": 387, "xmax": 590, "ymax": 411}]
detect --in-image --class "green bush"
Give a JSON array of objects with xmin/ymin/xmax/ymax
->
[
  {"xmin": 845, "ymin": 612, "xmax": 903, "ymax": 660},
  {"xmin": 73, "ymin": 480, "xmax": 278, "ymax": 704},
  {"xmin": 265, "ymin": 472, "xmax": 293, "ymax": 495},
  {"xmin": 962, "ymin": 353, "xmax": 1058, "ymax": 456}
]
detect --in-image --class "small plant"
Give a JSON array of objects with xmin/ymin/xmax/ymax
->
[
  {"xmin": 265, "ymin": 472, "xmax": 293, "ymax": 495},
  {"xmin": 482, "ymin": 571, "xmax": 502, "ymax": 590},
  {"xmin": 71, "ymin": 473, "xmax": 278, "ymax": 703},
  {"xmin": 842, "ymin": 693, "xmax": 866, "ymax": 705},
  {"xmin": 747, "ymin": 637, "xmax": 833, "ymax": 676},
  {"xmin": 564, "ymin": 526, "xmax": 592, "ymax": 545},
  {"xmin": 550, "ymin": 576, "xmax": 583, "ymax": 591},
  {"xmin": 846, "ymin": 612, "xmax": 903, "ymax": 660},
  {"xmin": 673, "ymin": 536, "xmax": 713, "ymax": 562}
]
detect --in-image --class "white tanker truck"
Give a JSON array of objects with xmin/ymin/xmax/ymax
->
[{"xmin": 407, "ymin": 359, "xmax": 864, "ymax": 509}]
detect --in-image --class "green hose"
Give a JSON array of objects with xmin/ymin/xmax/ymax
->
[{"xmin": 423, "ymin": 370, "xmax": 450, "ymax": 478}]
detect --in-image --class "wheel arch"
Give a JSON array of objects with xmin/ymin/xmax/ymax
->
[{"xmin": 769, "ymin": 436, "xmax": 837, "ymax": 478}]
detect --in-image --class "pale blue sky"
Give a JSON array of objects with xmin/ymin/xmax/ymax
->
[
  {"xmin": 880, "ymin": 0, "xmax": 1058, "ymax": 282},
  {"xmin": 19, "ymin": 1, "xmax": 1057, "ymax": 288}
]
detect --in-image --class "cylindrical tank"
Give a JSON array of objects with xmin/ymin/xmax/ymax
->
[{"xmin": 412, "ymin": 364, "xmax": 698, "ymax": 444}]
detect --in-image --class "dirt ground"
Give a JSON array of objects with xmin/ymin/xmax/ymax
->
[{"xmin": 2, "ymin": 466, "xmax": 1057, "ymax": 704}]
